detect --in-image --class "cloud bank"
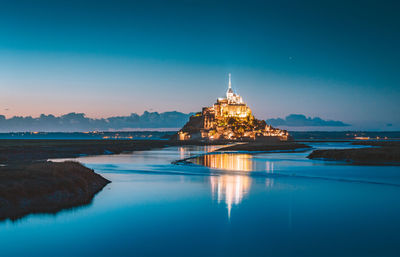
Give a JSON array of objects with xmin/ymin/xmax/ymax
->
[
  {"xmin": 0, "ymin": 111, "xmax": 193, "ymax": 132},
  {"xmin": 0, "ymin": 112, "xmax": 351, "ymax": 132},
  {"xmin": 266, "ymin": 114, "xmax": 350, "ymax": 127}
]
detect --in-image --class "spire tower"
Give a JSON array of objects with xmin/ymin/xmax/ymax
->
[{"xmin": 226, "ymin": 73, "xmax": 234, "ymax": 100}]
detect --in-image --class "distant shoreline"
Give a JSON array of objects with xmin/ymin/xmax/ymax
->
[
  {"xmin": 215, "ymin": 142, "xmax": 311, "ymax": 152},
  {"xmin": 0, "ymin": 131, "xmax": 399, "ymax": 141},
  {"xmin": 307, "ymin": 141, "xmax": 400, "ymax": 166}
]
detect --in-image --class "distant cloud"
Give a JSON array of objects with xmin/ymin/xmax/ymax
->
[
  {"xmin": 0, "ymin": 111, "xmax": 194, "ymax": 132},
  {"xmin": 0, "ymin": 112, "xmax": 352, "ymax": 132},
  {"xmin": 266, "ymin": 114, "xmax": 350, "ymax": 127}
]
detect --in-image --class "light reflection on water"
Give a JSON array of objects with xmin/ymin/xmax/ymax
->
[
  {"xmin": 192, "ymin": 153, "xmax": 267, "ymax": 218},
  {"xmin": 194, "ymin": 153, "xmax": 255, "ymax": 172},
  {"xmin": 191, "ymin": 152, "xmax": 275, "ymax": 173},
  {"xmin": 191, "ymin": 152, "xmax": 277, "ymax": 218},
  {"xmin": 210, "ymin": 175, "xmax": 251, "ymax": 218}
]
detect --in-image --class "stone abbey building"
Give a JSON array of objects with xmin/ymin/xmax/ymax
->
[{"xmin": 178, "ymin": 74, "xmax": 289, "ymax": 141}]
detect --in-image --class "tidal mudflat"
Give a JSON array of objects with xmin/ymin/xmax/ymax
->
[
  {"xmin": 0, "ymin": 161, "xmax": 110, "ymax": 220},
  {"xmin": 1, "ymin": 143, "xmax": 400, "ymax": 256},
  {"xmin": 308, "ymin": 141, "xmax": 400, "ymax": 165}
]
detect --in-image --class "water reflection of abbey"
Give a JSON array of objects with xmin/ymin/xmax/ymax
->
[
  {"xmin": 210, "ymin": 175, "xmax": 251, "ymax": 218},
  {"xmin": 194, "ymin": 153, "xmax": 274, "ymax": 218}
]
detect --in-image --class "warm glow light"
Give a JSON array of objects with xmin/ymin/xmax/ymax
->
[
  {"xmin": 210, "ymin": 175, "xmax": 251, "ymax": 219},
  {"xmin": 197, "ymin": 153, "xmax": 254, "ymax": 172},
  {"xmin": 194, "ymin": 153, "xmax": 254, "ymax": 218},
  {"xmin": 192, "ymin": 153, "xmax": 276, "ymax": 218}
]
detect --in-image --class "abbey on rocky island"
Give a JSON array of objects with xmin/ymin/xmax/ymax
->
[{"xmin": 178, "ymin": 74, "xmax": 289, "ymax": 141}]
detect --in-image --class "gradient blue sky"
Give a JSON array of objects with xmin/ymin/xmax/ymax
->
[{"xmin": 0, "ymin": 0, "xmax": 399, "ymax": 129}]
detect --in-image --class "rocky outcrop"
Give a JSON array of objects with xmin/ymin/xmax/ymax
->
[{"xmin": 178, "ymin": 111, "xmax": 289, "ymax": 141}]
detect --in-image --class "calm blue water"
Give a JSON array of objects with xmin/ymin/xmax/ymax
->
[{"xmin": 1, "ymin": 143, "xmax": 400, "ymax": 256}]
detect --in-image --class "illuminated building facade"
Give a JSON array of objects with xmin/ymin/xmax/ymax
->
[{"xmin": 178, "ymin": 74, "xmax": 289, "ymax": 141}]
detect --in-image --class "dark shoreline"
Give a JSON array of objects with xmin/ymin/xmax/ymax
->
[
  {"xmin": 215, "ymin": 142, "xmax": 311, "ymax": 152},
  {"xmin": 0, "ymin": 139, "xmax": 169, "ymax": 163},
  {"xmin": 307, "ymin": 141, "xmax": 400, "ymax": 165},
  {"xmin": 0, "ymin": 161, "xmax": 110, "ymax": 221},
  {"xmin": 0, "ymin": 139, "xmax": 233, "ymax": 164}
]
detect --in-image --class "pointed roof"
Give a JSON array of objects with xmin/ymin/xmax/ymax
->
[{"xmin": 227, "ymin": 73, "xmax": 234, "ymax": 94}]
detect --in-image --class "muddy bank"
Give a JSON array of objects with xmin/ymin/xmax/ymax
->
[
  {"xmin": 0, "ymin": 139, "xmax": 172, "ymax": 163},
  {"xmin": 0, "ymin": 139, "xmax": 230, "ymax": 164},
  {"xmin": 215, "ymin": 142, "xmax": 311, "ymax": 152},
  {"xmin": 307, "ymin": 141, "xmax": 400, "ymax": 165},
  {"xmin": 0, "ymin": 161, "xmax": 110, "ymax": 220}
]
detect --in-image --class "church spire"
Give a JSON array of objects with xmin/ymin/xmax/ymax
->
[{"xmin": 226, "ymin": 73, "xmax": 234, "ymax": 100}]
